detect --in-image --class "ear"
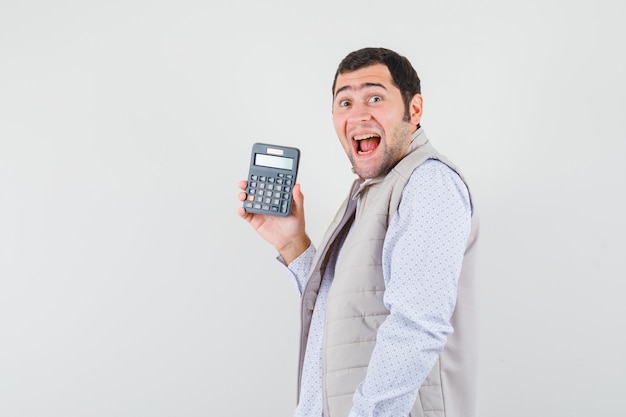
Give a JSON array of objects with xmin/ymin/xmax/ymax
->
[{"xmin": 408, "ymin": 94, "xmax": 423, "ymax": 126}]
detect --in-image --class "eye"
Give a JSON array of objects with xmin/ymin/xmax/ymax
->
[
  {"xmin": 368, "ymin": 95, "xmax": 382, "ymax": 103},
  {"xmin": 338, "ymin": 99, "xmax": 351, "ymax": 107}
]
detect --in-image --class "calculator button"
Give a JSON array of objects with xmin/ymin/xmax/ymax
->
[
  {"xmin": 262, "ymin": 204, "xmax": 270, "ymax": 211},
  {"xmin": 264, "ymin": 197, "xmax": 271, "ymax": 204},
  {"xmin": 268, "ymin": 177, "xmax": 275, "ymax": 183},
  {"xmin": 259, "ymin": 183, "xmax": 265, "ymax": 189},
  {"xmin": 284, "ymin": 187, "xmax": 291, "ymax": 192},
  {"xmin": 274, "ymin": 192, "xmax": 281, "ymax": 198},
  {"xmin": 255, "ymin": 196, "xmax": 263, "ymax": 202},
  {"xmin": 285, "ymin": 179, "xmax": 292, "ymax": 185},
  {"xmin": 250, "ymin": 181, "xmax": 257, "ymax": 188},
  {"xmin": 278, "ymin": 173, "xmax": 285, "ymax": 177},
  {"xmin": 257, "ymin": 189, "xmax": 264, "ymax": 195},
  {"xmin": 253, "ymin": 203, "xmax": 262, "ymax": 209},
  {"xmin": 259, "ymin": 176, "xmax": 266, "ymax": 182},
  {"xmin": 276, "ymin": 178, "xmax": 283, "ymax": 184},
  {"xmin": 271, "ymin": 206, "xmax": 279, "ymax": 212},
  {"xmin": 286, "ymin": 174, "xmax": 293, "ymax": 179},
  {"xmin": 251, "ymin": 175, "xmax": 258, "ymax": 181},
  {"xmin": 244, "ymin": 202, "xmax": 253, "ymax": 208},
  {"xmin": 272, "ymin": 199, "xmax": 280, "ymax": 205},
  {"xmin": 267, "ymin": 184, "xmax": 274, "ymax": 190},
  {"xmin": 275, "ymin": 185, "xmax": 282, "ymax": 191}
]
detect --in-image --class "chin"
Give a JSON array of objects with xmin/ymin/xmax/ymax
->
[{"xmin": 354, "ymin": 166, "xmax": 382, "ymax": 180}]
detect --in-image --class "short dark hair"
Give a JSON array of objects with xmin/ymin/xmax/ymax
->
[{"xmin": 332, "ymin": 47, "xmax": 421, "ymax": 120}]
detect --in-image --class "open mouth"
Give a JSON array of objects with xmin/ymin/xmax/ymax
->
[{"xmin": 354, "ymin": 133, "xmax": 381, "ymax": 155}]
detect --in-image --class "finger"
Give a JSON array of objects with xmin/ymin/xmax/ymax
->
[
  {"xmin": 238, "ymin": 179, "xmax": 248, "ymax": 191},
  {"xmin": 237, "ymin": 206, "xmax": 252, "ymax": 221},
  {"xmin": 238, "ymin": 191, "xmax": 248, "ymax": 202}
]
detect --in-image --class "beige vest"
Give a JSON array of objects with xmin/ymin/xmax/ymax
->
[{"xmin": 299, "ymin": 128, "xmax": 479, "ymax": 417}]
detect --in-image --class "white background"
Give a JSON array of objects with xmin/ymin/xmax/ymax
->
[{"xmin": 1, "ymin": 1, "xmax": 625, "ymax": 416}]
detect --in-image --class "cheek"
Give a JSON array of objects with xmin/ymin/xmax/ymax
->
[
  {"xmin": 379, "ymin": 112, "xmax": 405, "ymax": 135},
  {"xmin": 333, "ymin": 118, "xmax": 353, "ymax": 154},
  {"xmin": 332, "ymin": 116, "xmax": 346, "ymax": 138}
]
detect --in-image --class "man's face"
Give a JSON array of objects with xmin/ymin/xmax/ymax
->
[{"xmin": 332, "ymin": 64, "xmax": 422, "ymax": 179}]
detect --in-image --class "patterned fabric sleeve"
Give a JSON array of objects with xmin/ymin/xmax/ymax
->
[{"xmin": 277, "ymin": 244, "xmax": 316, "ymax": 295}]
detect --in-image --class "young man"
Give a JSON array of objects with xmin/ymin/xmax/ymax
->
[{"xmin": 238, "ymin": 47, "xmax": 479, "ymax": 417}]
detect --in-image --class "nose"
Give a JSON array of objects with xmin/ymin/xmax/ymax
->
[{"xmin": 347, "ymin": 102, "xmax": 372, "ymax": 123}]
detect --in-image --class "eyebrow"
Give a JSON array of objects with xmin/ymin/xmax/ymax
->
[{"xmin": 334, "ymin": 82, "xmax": 388, "ymax": 98}]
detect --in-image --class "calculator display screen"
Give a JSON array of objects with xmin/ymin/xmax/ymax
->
[{"xmin": 255, "ymin": 153, "xmax": 294, "ymax": 170}]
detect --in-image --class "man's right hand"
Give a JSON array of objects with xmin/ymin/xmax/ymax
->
[{"xmin": 237, "ymin": 180, "xmax": 311, "ymax": 265}]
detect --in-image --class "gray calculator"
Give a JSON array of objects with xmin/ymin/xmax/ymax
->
[{"xmin": 243, "ymin": 143, "xmax": 300, "ymax": 217}]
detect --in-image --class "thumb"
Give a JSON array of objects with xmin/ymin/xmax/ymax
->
[{"xmin": 291, "ymin": 183, "xmax": 305, "ymax": 216}]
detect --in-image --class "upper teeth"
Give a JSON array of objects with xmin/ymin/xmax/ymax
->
[{"xmin": 354, "ymin": 134, "xmax": 378, "ymax": 140}]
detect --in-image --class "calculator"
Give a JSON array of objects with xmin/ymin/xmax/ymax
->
[{"xmin": 243, "ymin": 143, "xmax": 300, "ymax": 217}]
